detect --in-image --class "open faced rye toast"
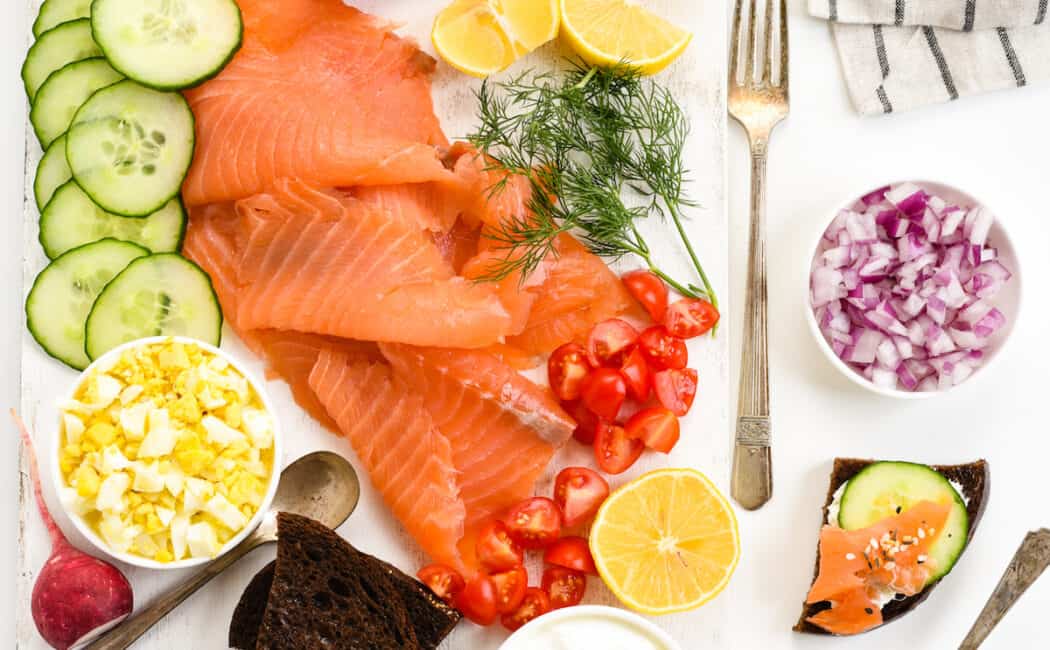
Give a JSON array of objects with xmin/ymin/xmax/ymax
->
[{"xmin": 794, "ymin": 458, "xmax": 990, "ymax": 635}]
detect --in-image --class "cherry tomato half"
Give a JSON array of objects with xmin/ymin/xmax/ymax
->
[
  {"xmin": 553, "ymin": 466, "xmax": 609, "ymax": 528},
  {"xmin": 621, "ymin": 270, "xmax": 669, "ymax": 322},
  {"xmin": 580, "ymin": 368, "xmax": 627, "ymax": 421},
  {"xmin": 490, "ymin": 565, "xmax": 528, "ymax": 614},
  {"xmin": 501, "ymin": 587, "xmax": 552, "ymax": 631},
  {"xmin": 620, "ymin": 347, "xmax": 652, "ymax": 402},
  {"xmin": 475, "ymin": 520, "xmax": 524, "ymax": 572},
  {"xmin": 542, "ymin": 566, "xmax": 587, "ymax": 609},
  {"xmin": 638, "ymin": 326, "xmax": 688, "ymax": 370},
  {"xmin": 455, "ymin": 575, "xmax": 499, "ymax": 625},
  {"xmin": 587, "ymin": 319, "xmax": 639, "ymax": 368},
  {"xmin": 548, "ymin": 343, "xmax": 592, "ymax": 401},
  {"xmin": 544, "ymin": 536, "xmax": 597, "ymax": 575},
  {"xmin": 665, "ymin": 298, "xmax": 719, "ymax": 339},
  {"xmin": 625, "ymin": 407, "xmax": 680, "ymax": 453},
  {"xmin": 562, "ymin": 400, "xmax": 600, "ymax": 445},
  {"xmin": 504, "ymin": 497, "xmax": 563, "ymax": 549},
  {"xmin": 653, "ymin": 368, "xmax": 698, "ymax": 417},
  {"xmin": 593, "ymin": 422, "xmax": 645, "ymax": 475},
  {"xmin": 417, "ymin": 564, "xmax": 465, "ymax": 605}
]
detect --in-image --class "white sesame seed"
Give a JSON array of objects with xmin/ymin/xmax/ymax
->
[
  {"xmin": 917, "ymin": 529, "xmax": 926, "ymax": 539},
  {"xmin": 917, "ymin": 554, "xmax": 927, "ymax": 563},
  {"xmin": 929, "ymin": 527, "xmax": 936, "ymax": 535},
  {"xmin": 846, "ymin": 553, "xmax": 856, "ymax": 561},
  {"xmin": 884, "ymin": 561, "xmax": 896, "ymax": 570},
  {"xmin": 870, "ymin": 537, "xmax": 879, "ymax": 548}
]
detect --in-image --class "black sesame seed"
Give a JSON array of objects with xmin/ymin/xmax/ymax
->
[{"xmin": 865, "ymin": 608, "xmax": 874, "ymax": 615}]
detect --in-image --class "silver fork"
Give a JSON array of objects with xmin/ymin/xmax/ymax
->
[{"xmin": 728, "ymin": 0, "xmax": 788, "ymax": 510}]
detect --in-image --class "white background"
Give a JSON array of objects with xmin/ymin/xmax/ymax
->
[{"xmin": 4, "ymin": 1, "xmax": 1049, "ymax": 649}]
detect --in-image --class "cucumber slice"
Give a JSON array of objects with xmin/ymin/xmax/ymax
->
[
  {"xmin": 66, "ymin": 79, "xmax": 195, "ymax": 216},
  {"xmin": 30, "ymin": 57, "xmax": 122, "ymax": 148},
  {"xmin": 26, "ymin": 238, "xmax": 148, "ymax": 370},
  {"xmin": 85, "ymin": 253, "xmax": 222, "ymax": 360},
  {"xmin": 838, "ymin": 461, "xmax": 969, "ymax": 584},
  {"xmin": 91, "ymin": 0, "xmax": 242, "ymax": 90},
  {"xmin": 34, "ymin": 134, "xmax": 73, "ymax": 211},
  {"xmin": 22, "ymin": 19, "xmax": 102, "ymax": 102},
  {"xmin": 32, "ymin": 0, "xmax": 92, "ymax": 38},
  {"xmin": 40, "ymin": 181, "xmax": 186, "ymax": 259}
]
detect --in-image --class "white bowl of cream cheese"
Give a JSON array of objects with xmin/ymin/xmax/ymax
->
[{"xmin": 499, "ymin": 605, "xmax": 683, "ymax": 650}]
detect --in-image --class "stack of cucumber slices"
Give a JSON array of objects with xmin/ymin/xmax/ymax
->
[{"xmin": 22, "ymin": 0, "xmax": 243, "ymax": 370}]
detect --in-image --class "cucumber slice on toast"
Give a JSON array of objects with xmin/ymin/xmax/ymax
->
[
  {"xmin": 40, "ymin": 181, "xmax": 186, "ymax": 259},
  {"xmin": 30, "ymin": 57, "xmax": 122, "ymax": 147},
  {"xmin": 85, "ymin": 253, "xmax": 221, "ymax": 360},
  {"xmin": 838, "ymin": 461, "xmax": 969, "ymax": 584},
  {"xmin": 26, "ymin": 238, "xmax": 148, "ymax": 370},
  {"xmin": 22, "ymin": 18, "xmax": 102, "ymax": 101},
  {"xmin": 32, "ymin": 0, "xmax": 92, "ymax": 38},
  {"xmin": 34, "ymin": 134, "xmax": 73, "ymax": 211},
  {"xmin": 91, "ymin": 0, "xmax": 242, "ymax": 90},
  {"xmin": 66, "ymin": 79, "xmax": 195, "ymax": 216}
]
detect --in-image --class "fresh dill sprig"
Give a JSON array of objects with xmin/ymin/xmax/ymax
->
[{"xmin": 467, "ymin": 62, "xmax": 718, "ymax": 310}]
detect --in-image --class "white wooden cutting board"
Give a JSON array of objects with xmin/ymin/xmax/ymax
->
[{"xmin": 16, "ymin": 1, "xmax": 729, "ymax": 647}]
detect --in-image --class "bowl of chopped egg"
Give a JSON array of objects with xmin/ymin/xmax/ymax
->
[{"xmin": 53, "ymin": 336, "xmax": 282, "ymax": 569}]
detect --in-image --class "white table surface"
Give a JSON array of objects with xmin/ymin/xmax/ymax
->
[{"xmin": 3, "ymin": 1, "xmax": 1049, "ymax": 649}]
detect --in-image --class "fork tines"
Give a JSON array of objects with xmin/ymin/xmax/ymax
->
[{"xmin": 730, "ymin": 0, "xmax": 789, "ymax": 91}]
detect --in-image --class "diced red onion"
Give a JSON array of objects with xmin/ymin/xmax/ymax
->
[{"xmin": 811, "ymin": 182, "xmax": 1012, "ymax": 391}]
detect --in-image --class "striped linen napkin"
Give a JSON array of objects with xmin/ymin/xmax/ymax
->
[{"xmin": 809, "ymin": 0, "xmax": 1050, "ymax": 114}]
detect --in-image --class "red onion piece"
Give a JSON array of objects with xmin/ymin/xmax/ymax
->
[{"xmin": 811, "ymin": 183, "xmax": 1012, "ymax": 391}]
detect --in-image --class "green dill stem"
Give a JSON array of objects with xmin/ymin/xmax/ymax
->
[
  {"xmin": 617, "ymin": 240, "xmax": 700, "ymax": 299},
  {"xmin": 573, "ymin": 67, "xmax": 598, "ymax": 90},
  {"xmin": 666, "ymin": 201, "xmax": 718, "ymax": 311}
]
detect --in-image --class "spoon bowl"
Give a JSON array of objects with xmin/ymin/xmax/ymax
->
[{"xmin": 87, "ymin": 451, "xmax": 360, "ymax": 650}]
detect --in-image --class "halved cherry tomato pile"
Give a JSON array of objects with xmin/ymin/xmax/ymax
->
[
  {"xmin": 416, "ymin": 466, "xmax": 609, "ymax": 631},
  {"xmin": 415, "ymin": 273, "xmax": 718, "ymax": 632},
  {"xmin": 550, "ymin": 271, "xmax": 718, "ymax": 474}
]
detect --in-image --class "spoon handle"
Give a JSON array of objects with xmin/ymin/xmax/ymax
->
[
  {"xmin": 86, "ymin": 537, "xmax": 261, "ymax": 650},
  {"xmin": 959, "ymin": 529, "xmax": 1050, "ymax": 649}
]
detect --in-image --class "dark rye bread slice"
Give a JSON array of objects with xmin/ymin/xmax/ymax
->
[
  {"xmin": 793, "ymin": 458, "xmax": 990, "ymax": 635},
  {"xmin": 255, "ymin": 513, "xmax": 418, "ymax": 649},
  {"xmin": 229, "ymin": 561, "xmax": 275, "ymax": 650},
  {"xmin": 229, "ymin": 513, "xmax": 461, "ymax": 650},
  {"xmin": 372, "ymin": 556, "xmax": 462, "ymax": 648}
]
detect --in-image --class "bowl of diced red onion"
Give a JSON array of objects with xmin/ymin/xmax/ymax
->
[{"xmin": 806, "ymin": 180, "xmax": 1020, "ymax": 398}]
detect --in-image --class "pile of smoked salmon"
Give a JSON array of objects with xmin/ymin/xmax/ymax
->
[{"xmin": 181, "ymin": 0, "xmax": 639, "ymax": 574}]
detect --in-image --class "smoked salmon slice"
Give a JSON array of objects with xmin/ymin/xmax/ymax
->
[
  {"xmin": 247, "ymin": 331, "xmax": 380, "ymax": 434},
  {"xmin": 379, "ymin": 343, "xmax": 574, "ymax": 560},
  {"xmin": 462, "ymin": 233, "xmax": 641, "ymax": 358},
  {"xmin": 309, "ymin": 349, "xmax": 468, "ymax": 573},
  {"xmin": 184, "ymin": 202, "xmax": 382, "ymax": 431},
  {"xmin": 183, "ymin": 0, "xmax": 453, "ymax": 206},
  {"xmin": 806, "ymin": 500, "xmax": 951, "ymax": 635},
  {"xmin": 187, "ymin": 180, "xmax": 515, "ymax": 348}
]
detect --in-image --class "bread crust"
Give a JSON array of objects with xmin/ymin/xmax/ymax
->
[{"xmin": 793, "ymin": 458, "xmax": 990, "ymax": 635}]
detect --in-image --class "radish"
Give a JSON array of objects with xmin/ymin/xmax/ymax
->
[{"xmin": 13, "ymin": 411, "xmax": 133, "ymax": 649}]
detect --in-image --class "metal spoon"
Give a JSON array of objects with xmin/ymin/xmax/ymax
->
[{"xmin": 86, "ymin": 451, "xmax": 361, "ymax": 650}]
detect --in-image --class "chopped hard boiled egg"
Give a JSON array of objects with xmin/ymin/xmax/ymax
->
[{"xmin": 59, "ymin": 339, "xmax": 275, "ymax": 563}]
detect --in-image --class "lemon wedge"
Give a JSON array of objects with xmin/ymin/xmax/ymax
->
[
  {"xmin": 432, "ymin": 0, "xmax": 560, "ymax": 77},
  {"xmin": 589, "ymin": 468, "xmax": 740, "ymax": 614},
  {"xmin": 560, "ymin": 0, "xmax": 692, "ymax": 74}
]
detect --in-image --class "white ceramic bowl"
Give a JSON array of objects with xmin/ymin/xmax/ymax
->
[
  {"xmin": 53, "ymin": 336, "xmax": 283, "ymax": 569},
  {"xmin": 804, "ymin": 180, "xmax": 1022, "ymax": 399},
  {"xmin": 499, "ymin": 605, "xmax": 683, "ymax": 650}
]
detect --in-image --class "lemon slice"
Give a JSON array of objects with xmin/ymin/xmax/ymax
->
[
  {"xmin": 589, "ymin": 468, "xmax": 740, "ymax": 614},
  {"xmin": 560, "ymin": 0, "xmax": 692, "ymax": 75},
  {"xmin": 432, "ymin": 0, "xmax": 559, "ymax": 78}
]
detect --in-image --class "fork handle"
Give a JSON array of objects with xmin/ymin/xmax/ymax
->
[{"xmin": 732, "ymin": 142, "xmax": 772, "ymax": 511}]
